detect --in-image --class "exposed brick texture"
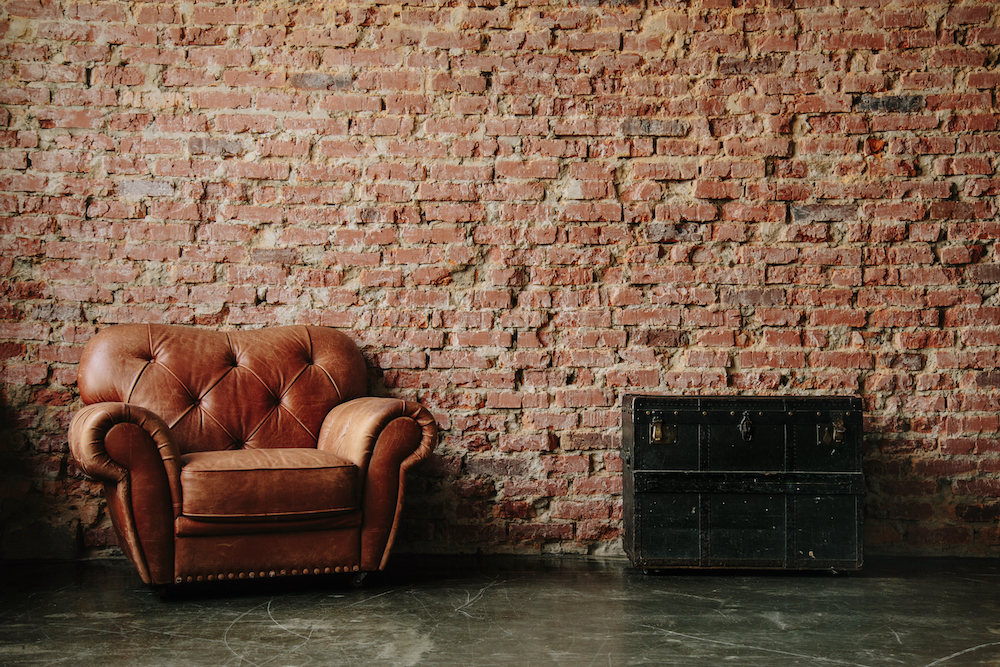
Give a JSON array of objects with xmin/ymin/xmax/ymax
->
[{"xmin": 0, "ymin": 0, "xmax": 998, "ymax": 559}]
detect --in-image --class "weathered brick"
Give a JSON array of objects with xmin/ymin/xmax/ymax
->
[{"xmin": 2, "ymin": 0, "xmax": 999, "ymax": 561}]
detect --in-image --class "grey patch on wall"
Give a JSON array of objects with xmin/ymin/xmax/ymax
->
[{"xmin": 853, "ymin": 95, "xmax": 926, "ymax": 113}]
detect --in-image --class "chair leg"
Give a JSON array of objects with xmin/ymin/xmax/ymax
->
[{"xmin": 351, "ymin": 572, "xmax": 368, "ymax": 588}]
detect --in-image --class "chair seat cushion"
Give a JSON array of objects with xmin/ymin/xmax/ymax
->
[{"xmin": 180, "ymin": 449, "xmax": 358, "ymax": 522}]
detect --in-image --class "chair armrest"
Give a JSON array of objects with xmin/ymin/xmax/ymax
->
[
  {"xmin": 317, "ymin": 397, "xmax": 437, "ymax": 474},
  {"xmin": 69, "ymin": 402, "xmax": 183, "ymax": 512},
  {"xmin": 69, "ymin": 402, "xmax": 183, "ymax": 585},
  {"xmin": 317, "ymin": 397, "xmax": 438, "ymax": 571}
]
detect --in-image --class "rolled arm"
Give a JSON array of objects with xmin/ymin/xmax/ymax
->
[
  {"xmin": 318, "ymin": 397, "xmax": 438, "ymax": 571},
  {"xmin": 317, "ymin": 397, "xmax": 437, "ymax": 475},
  {"xmin": 70, "ymin": 402, "xmax": 183, "ymax": 511},
  {"xmin": 69, "ymin": 402, "xmax": 183, "ymax": 585}
]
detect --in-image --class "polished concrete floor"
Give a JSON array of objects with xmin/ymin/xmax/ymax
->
[{"xmin": 1, "ymin": 555, "xmax": 999, "ymax": 666}]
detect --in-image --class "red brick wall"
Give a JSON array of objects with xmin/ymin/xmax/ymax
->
[{"xmin": 1, "ymin": 0, "xmax": 998, "ymax": 559}]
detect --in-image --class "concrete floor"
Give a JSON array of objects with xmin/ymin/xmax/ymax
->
[{"xmin": 1, "ymin": 556, "xmax": 999, "ymax": 666}]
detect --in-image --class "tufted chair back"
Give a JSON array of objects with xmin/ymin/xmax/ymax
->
[{"xmin": 77, "ymin": 324, "xmax": 369, "ymax": 454}]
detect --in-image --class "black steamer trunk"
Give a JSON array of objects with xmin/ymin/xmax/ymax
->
[{"xmin": 623, "ymin": 395, "xmax": 864, "ymax": 571}]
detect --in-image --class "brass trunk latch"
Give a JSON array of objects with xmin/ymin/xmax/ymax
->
[
  {"xmin": 650, "ymin": 416, "xmax": 677, "ymax": 445},
  {"xmin": 820, "ymin": 412, "xmax": 848, "ymax": 445}
]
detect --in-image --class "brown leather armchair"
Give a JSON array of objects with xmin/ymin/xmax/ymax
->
[{"xmin": 69, "ymin": 324, "xmax": 437, "ymax": 587}]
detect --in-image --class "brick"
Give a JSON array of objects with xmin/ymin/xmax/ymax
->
[
  {"xmin": 495, "ymin": 159, "xmax": 559, "ymax": 179},
  {"xmin": 854, "ymin": 95, "xmax": 925, "ymax": 113},
  {"xmin": 945, "ymin": 5, "xmax": 992, "ymax": 26},
  {"xmin": 466, "ymin": 457, "xmax": 531, "ymax": 478},
  {"xmin": 622, "ymin": 118, "xmax": 690, "ymax": 137},
  {"xmin": 694, "ymin": 180, "xmax": 743, "ymax": 200},
  {"xmin": 509, "ymin": 523, "xmax": 574, "ymax": 542},
  {"xmin": 499, "ymin": 434, "xmax": 557, "ymax": 452}
]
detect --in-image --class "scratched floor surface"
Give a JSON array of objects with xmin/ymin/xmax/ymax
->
[{"xmin": 0, "ymin": 556, "xmax": 998, "ymax": 666}]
